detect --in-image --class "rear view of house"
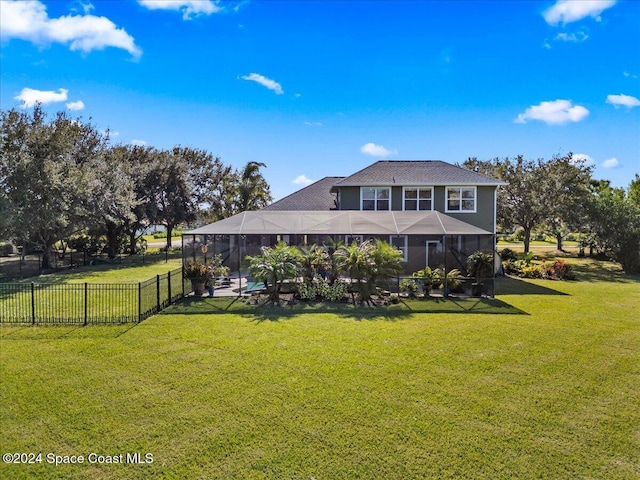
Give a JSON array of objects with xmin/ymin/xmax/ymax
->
[{"xmin": 183, "ymin": 160, "xmax": 504, "ymax": 290}]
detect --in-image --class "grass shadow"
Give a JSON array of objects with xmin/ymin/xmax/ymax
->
[
  {"xmin": 0, "ymin": 322, "xmax": 140, "ymax": 340},
  {"xmin": 570, "ymin": 260, "xmax": 640, "ymax": 284},
  {"xmin": 495, "ymin": 275, "xmax": 570, "ymax": 296},
  {"xmin": 399, "ymin": 296, "xmax": 528, "ymax": 315},
  {"xmin": 162, "ymin": 294, "xmax": 527, "ymax": 322}
]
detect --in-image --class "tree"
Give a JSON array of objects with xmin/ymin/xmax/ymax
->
[
  {"xmin": 464, "ymin": 156, "xmax": 547, "ymax": 253},
  {"xmin": 0, "ymin": 106, "xmax": 106, "ymax": 268},
  {"xmin": 85, "ymin": 145, "xmax": 139, "ymax": 258},
  {"xmin": 173, "ymin": 146, "xmax": 236, "ymax": 223},
  {"xmin": 540, "ymin": 153, "xmax": 593, "ymax": 251},
  {"xmin": 587, "ymin": 181, "xmax": 640, "ymax": 274},
  {"xmin": 246, "ymin": 242, "xmax": 302, "ymax": 303},
  {"xmin": 145, "ymin": 149, "xmax": 197, "ymax": 248},
  {"xmin": 235, "ymin": 161, "xmax": 272, "ymax": 212},
  {"xmin": 464, "ymin": 154, "xmax": 591, "ymax": 253}
]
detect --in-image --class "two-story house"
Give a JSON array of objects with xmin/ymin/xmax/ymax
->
[{"xmin": 183, "ymin": 160, "xmax": 504, "ymax": 279}]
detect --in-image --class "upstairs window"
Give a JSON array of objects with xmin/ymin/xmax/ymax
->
[
  {"xmin": 446, "ymin": 187, "xmax": 476, "ymax": 213},
  {"xmin": 361, "ymin": 187, "xmax": 390, "ymax": 211},
  {"xmin": 403, "ymin": 187, "xmax": 433, "ymax": 211}
]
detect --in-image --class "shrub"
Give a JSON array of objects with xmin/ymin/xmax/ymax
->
[
  {"xmin": 499, "ymin": 248, "xmax": 518, "ymax": 261},
  {"xmin": 0, "ymin": 242, "xmax": 15, "ymax": 256},
  {"xmin": 322, "ymin": 280, "xmax": 348, "ymax": 302},
  {"xmin": 508, "ymin": 227, "xmax": 525, "ymax": 242},
  {"xmin": 520, "ymin": 265, "xmax": 543, "ymax": 278},
  {"xmin": 541, "ymin": 259, "xmax": 575, "ymax": 280},
  {"xmin": 297, "ymin": 281, "xmax": 318, "ymax": 300}
]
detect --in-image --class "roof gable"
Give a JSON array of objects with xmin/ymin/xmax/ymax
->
[
  {"xmin": 264, "ymin": 176, "xmax": 344, "ymax": 211},
  {"xmin": 332, "ymin": 160, "xmax": 504, "ymax": 187}
]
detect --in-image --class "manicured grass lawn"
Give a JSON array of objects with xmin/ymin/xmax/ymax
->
[
  {"xmin": 8, "ymin": 255, "xmax": 183, "ymax": 285},
  {"xmin": 1, "ymin": 258, "xmax": 638, "ymax": 479}
]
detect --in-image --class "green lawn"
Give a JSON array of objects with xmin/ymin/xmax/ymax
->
[{"xmin": 1, "ymin": 258, "xmax": 638, "ymax": 479}]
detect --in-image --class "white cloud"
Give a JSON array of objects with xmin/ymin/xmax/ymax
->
[
  {"xmin": 623, "ymin": 71, "xmax": 638, "ymax": 79},
  {"xmin": 572, "ymin": 153, "xmax": 595, "ymax": 166},
  {"xmin": 0, "ymin": 0, "xmax": 141, "ymax": 58},
  {"xmin": 514, "ymin": 99, "xmax": 589, "ymax": 125},
  {"xmin": 241, "ymin": 73, "xmax": 284, "ymax": 95},
  {"xmin": 304, "ymin": 121, "xmax": 323, "ymax": 127},
  {"xmin": 131, "ymin": 139, "xmax": 147, "ymax": 146},
  {"xmin": 602, "ymin": 157, "xmax": 619, "ymax": 168},
  {"xmin": 66, "ymin": 100, "xmax": 85, "ymax": 111},
  {"xmin": 15, "ymin": 87, "xmax": 68, "ymax": 107},
  {"xmin": 606, "ymin": 94, "xmax": 640, "ymax": 109},
  {"xmin": 360, "ymin": 142, "xmax": 397, "ymax": 157},
  {"xmin": 293, "ymin": 175, "xmax": 314, "ymax": 186},
  {"xmin": 138, "ymin": 1, "xmax": 221, "ymax": 20},
  {"xmin": 543, "ymin": 0, "xmax": 616, "ymax": 26}
]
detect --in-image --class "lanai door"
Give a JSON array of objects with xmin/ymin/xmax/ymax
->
[{"xmin": 426, "ymin": 241, "xmax": 444, "ymax": 269}]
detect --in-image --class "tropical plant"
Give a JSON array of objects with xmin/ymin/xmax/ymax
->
[
  {"xmin": 411, "ymin": 266, "xmax": 443, "ymax": 297},
  {"xmin": 236, "ymin": 161, "xmax": 273, "ymax": 212},
  {"xmin": 335, "ymin": 239, "xmax": 403, "ymax": 304},
  {"xmin": 466, "ymin": 251, "xmax": 493, "ymax": 288},
  {"xmin": 400, "ymin": 278, "xmax": 419, "ymax": 298},
  {"xmin": 183, "ymin": 254, "xmax": 228, "ymax": 280},
  {"xmin": 246, "ymin": 242, "xmax": 302, "ymax": 302},
  {"xmin": 467, "ymin": 251, "xmax": 493, "ymax": 279},
  {"xmin": 299, "ymin": 244, "xmax": 331, "ymax": 282}
]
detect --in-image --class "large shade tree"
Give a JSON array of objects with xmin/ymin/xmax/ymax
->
[
  {"xmin": 0, "ymin": 106, "xmax": 106, "ymax": 268},
  {"xmin": 463, "ymin": 153, "xmax": 591, "ymax": 253},
  {"xmin": 587, "ymin": 180, "xmax": 640, "ymax": 274}
]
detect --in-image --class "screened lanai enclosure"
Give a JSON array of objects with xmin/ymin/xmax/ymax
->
[{"xmin": 182, "ymin": 210, "xmax": 496, "ymax": 296}]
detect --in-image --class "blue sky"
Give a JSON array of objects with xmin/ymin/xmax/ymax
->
[{"xmin": 1, "ymin": 0, "xmax": 639, "ymax": 200}]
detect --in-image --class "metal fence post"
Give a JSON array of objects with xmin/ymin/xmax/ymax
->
[
  {"xmin": 84, "ymin": 283, "xmax": 88, "ymax": 326},
  {"xmin": 168, "ymin": 270, "xmax": 172, "ymax": 305},
  {"xmin": 156, "ymin": 274, "xmax": 160, "ymax": 312},
  {"xmin": 31, "ymin": 282, "xmax": 35, "ymax": 325},
  {"xmin": 138, "ymin": 282, "xmax": 142, "ymax": 322}
]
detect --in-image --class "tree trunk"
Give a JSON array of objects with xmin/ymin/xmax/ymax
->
[
  {"xmin": 105, "ymin": 222, "xmax": 120, "ymax": 259},
  {"xmin": 129, "ymin": 232, "xmax": 137, "ymax": 255},
  {"xmin": 523, "ymin": 228, "xmax": 532, "ymax": 253},
  {"xmin": 41, "ymin": 243, "xmax": 53, "ymax": 270},
  {"xmin": 166, "ymin": 225, "xmax": 173, "ymax": 248},
  {"xmin": 556, "ymin": 233, "xmax": 564, "ymax": 252}
]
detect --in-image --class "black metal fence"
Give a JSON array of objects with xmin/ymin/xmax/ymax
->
[{"xmin": 0, "ymin": 268, "xmax": 188, "ymax": 325}]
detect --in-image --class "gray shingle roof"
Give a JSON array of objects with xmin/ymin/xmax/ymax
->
[
  {"xmin": 264, "ymin": 176, "xmax": 344, "ymax": 211},
  {"xmin": 332, "ymin": 160, "xmax": 504, "ymax": 187}
]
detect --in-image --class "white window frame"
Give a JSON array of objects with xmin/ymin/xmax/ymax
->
[
  {"xmin": 389, "ymin": 235, "xmax": 408, "ymax": 262},
  {"xmin": 344, "ymin": 235, "xmax": 365, "ymax": 245},
  {"xmin": 445, "ymin": 186, "xmax": 477, "ymax": 213},
  {"xmin": 402, "ymin": 187, "xmax": 434, "ymax": 211},
  {"xmin": 360, "ymin": 187, "xmax": 391, "ymax": 211}
]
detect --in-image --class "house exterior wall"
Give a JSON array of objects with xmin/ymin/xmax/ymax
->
[
  {"xmin": 336, "ymin": 184, "xmax": 496, "ymax": 233},
  {"xmin": 434, "ymin": 185, "xmax": 496, "ymax": 233},
  {"xmin": 339, "ymin": 186, "xmax": 360, "ymax": 210}
]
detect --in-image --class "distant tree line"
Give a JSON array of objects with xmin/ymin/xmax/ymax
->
[
  {"xmin": 0, "ymin": 106, "xmax": 272, "ymax": 269},
  {"xmin": 462, "ymin": 155, "xmax": 640, "ymax": 274}
]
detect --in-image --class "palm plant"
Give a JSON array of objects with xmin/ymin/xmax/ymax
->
[
  {"xmin": 237, "ymin": 161, "xmax": 272, "ymax": 212},
  {"xmin": 246, "ymin": 242, "xmax": 302, "ymax": 302},
  {"xmin": 335, "ymin": 239, "xmax": 402, "ymax": 305},
  {"xmin": 299, "ymin": 244, "xmax": 330, "ymax": 282}
]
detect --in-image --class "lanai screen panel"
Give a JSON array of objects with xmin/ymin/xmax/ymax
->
[
  {"xmin": 186, "ymin": 210, "xmax": 493, "ymax": 236},
  {"xmin": 348, "ymin": 212, "xmax": 397, "ymax": 235},
  {"xmin": 394, "ymin": 211, "xmax": 445, "ymax": 235}
]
